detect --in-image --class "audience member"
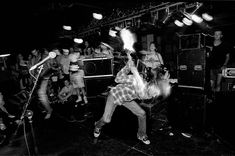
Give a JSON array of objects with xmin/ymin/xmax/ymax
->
[{"xmin": 69, "ymin": 49, "xmax": 88, "ymax": 104}]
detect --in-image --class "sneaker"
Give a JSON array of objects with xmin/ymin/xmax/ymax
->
[
  {"xmin": 137, "ymin": 135, "xmax": 150, "ymax": 145},
  {"xmin": 94, "ymin": 126, "xmax": 101, "ymax": 138},
  {"xmin": 76, "ymin": 96, "xmax": 82, "ymax": 103}
]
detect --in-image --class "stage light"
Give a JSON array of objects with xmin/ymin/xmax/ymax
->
[
  {"xmin": 202, "ymin": 13, "xmax": 213, "ymax": 21},
  {"xmin": 174, "ymin": 20, "xmax": 184, "ymax": 27},
  {"xmin": 182, "ymin": 17, "xmax": 193, "ymax": 26},
  {"xmin": 0, "ymin": 54, "xmax": 11, "ymax": 58},
  {"xmin": 93, "ymin": 13, "xmax": 103, "ymax": 20},
  {"xmin": 63, "ymin": 25, "xmax": 72, "ymax": 31},
  {"xmin": 74, "ymin": 38, "xmax": 83, "ymax": 44},
  {"xmin": 191, "ymin": 14, "xmax": 203, "ymax": 23}
]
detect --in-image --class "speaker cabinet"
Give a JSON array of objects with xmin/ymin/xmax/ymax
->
[
  {"xmin": 177, "ymin": 48, "xmax": 206, "ymax": 89},
  {"xmin": 84, "ymin": 77, "xmax": 114, "ymax": 97},
  {"xmin": 171, "ymin": 87, "xmax": 207, "ymax": 132},
  {"xmin": 83, "ymin": 58, "xmax": 113, "ymax": 78},
  {"xmin": 212, "ymin": 92, "xmax": 235, "ymax": 148}
]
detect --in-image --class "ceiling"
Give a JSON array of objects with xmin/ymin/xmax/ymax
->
[{"xmin": 1, "ymin": 1, "xmax": 235, "ymax": 52}]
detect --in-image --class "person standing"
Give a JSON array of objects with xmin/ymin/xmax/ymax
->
[
  {"xmin": 69, "ymin": 49, "xmax": 88, "ymax": 104},
  {"xmin": 208, "ymin": 29, "xmax": 231, "ymax": 92}
]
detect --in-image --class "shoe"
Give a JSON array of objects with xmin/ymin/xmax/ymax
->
[
  {"xmin": 76, "ymin": 96, "xmax": 82, "ymax": 103},
  {"xmin": 94, "ymin": 123, "xmax": 101, "ymax": 138},
  {"xmin": 137, "ymin": 135, "xmax": 150, "ymax": 145}
]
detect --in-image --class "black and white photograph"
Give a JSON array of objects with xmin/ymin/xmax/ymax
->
[{"xmin": 0, "ymin": 1, "xmax": 235, "ymax": 155}]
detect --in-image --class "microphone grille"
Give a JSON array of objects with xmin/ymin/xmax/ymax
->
[{"xmin": 49, "ymin": 52, "xmax": 57, "ymax": 58}]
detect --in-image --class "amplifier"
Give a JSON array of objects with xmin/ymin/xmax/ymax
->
[
  {"xmin": 222, "ymin": 68, "xmax": 235, "ymax": 78},
  {"xmin": 83, "ymin": 58, "xmax": 113, "ymax": 78},
  {"xmin": 177, "ymin": 49, "xmax": 206, "ymax": 90}
]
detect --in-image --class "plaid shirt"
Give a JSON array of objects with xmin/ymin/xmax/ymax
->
[{"xmin": 110, "ymin": 64, "xmax": 139, "ymax": 105}]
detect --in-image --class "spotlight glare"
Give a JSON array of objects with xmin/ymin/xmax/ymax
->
[
  {"xmin": 74, "ymin": 38, "xmax": 83, "ymax": 44},
  {"xmin": 182, "ymin": 17, "xmax": 193, "ymax": 26},
  {"xmin": 202, "ymin": 13, "xmax": 213, "ymax": 21},
  {"xmin": 93, "ymin": 13, "xmax": 103, "ymax": 20},
  {"xmin": 63, "ymin": 25, "xmax": 72, "ymax": 31},
  {"xmin": 191, "ymin": 14, "xmax": 203, "ymax": 23},
  {"xmin": 0, "ymin": 54, "xmax": 11, "ymax": 57},
  {"xmin": 174, "ymin": 20, "xmax": 184, "ymax": 27}
]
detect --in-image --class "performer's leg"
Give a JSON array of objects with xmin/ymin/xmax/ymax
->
[
  {"xmin": 94, "ymin": 94, "xmax": 117, "ymax": 137},
  {"xmin": 123, "ymin": 101, "xmax": 150, "ymax": 144},
  {"xmin": 123, "ymin": 101, "xmax": 146, "ymax": 137}
]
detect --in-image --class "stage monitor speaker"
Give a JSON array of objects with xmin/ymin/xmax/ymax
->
[
  {"xmin": 177, "ymin": 48, "xmax": 206, "ymax": 90},
  {"xmin": 174, "ymin": 88, "xmax": 207, "ymax": 131},
  {"xmin": 212, "ymin": 92, "xmax": 235, "ymax": 149},
  {"xmin": 84, "ymin": 77, "xmax": 114, "ymax": 97},
  {"xmin": 83, "ymin": 58, "xmax": 113, "ymax": 78}
]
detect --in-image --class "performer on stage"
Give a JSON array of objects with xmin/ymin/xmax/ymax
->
[{"xmin": 93, "ymin": 52, "xmax": 171, "ymax": 145}]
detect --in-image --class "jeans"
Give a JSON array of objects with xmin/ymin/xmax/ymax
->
[{"xmin": 95, "ymin": 94, "xmax": 147, "ymax": 137}]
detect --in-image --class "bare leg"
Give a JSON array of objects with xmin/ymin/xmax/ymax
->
[
  {"xmin": 38, "ymin": 79, "xmax": 53, "ymax": 119},
  {"xmin": 215, "ymin": 74, "xmax": 223, "ymax": 92},
  {"xmin": 75, "ymin": 88, "xmax": 82, "ymax": 102}
]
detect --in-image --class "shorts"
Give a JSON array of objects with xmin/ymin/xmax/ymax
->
[{"xmin": 70, "ymin": 70, "xmax": 85, "ymax": 88}]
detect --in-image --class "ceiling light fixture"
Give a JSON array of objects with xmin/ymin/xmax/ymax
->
[
  {"xmin": 63, "ymin": 25, "xmax": 72, "ymax": 31},
  {"xmin": 93, "ymin": 13, "xmax": 103, "ymax": 20},
  {"xmin": 74, "ymin": 38, "xmax": 83, "ymax": 44},
  {"xmin": 0, "ymin": 54, "xmax": 11, "ymax": 58}
]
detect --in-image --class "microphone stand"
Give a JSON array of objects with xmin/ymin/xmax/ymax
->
[{"xmin": 9, "ymin": 65, "xmax": 44, "ymax": 156}]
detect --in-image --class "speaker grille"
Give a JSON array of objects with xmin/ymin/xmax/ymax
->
[{"xmin": 83, "ymin": 58, "xmax": 113, "ymax": 78}]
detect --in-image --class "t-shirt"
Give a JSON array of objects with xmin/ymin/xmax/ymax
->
[
  {"xmin": 208, "ymin": 42, "xmax": 231, "ymax": 69},
  {"xmin": 143, "ymin": 52, "xmax": 163, "ymax": 69}
]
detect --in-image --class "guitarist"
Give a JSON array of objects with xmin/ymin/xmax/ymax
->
[{"xmin": 93, "ymin": 52, "xmax": 170, "ymax": 145}]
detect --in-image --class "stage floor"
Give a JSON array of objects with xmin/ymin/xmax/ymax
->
[{"xmin": 0, "ymin": 96, "xmax": 235, "ymax": 156}]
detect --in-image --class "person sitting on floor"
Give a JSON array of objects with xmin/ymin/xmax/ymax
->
[{"xmin": 58, "ymin": 79, "xmax": 86, "ymax": 122}]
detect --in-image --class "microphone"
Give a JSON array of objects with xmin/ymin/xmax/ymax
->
[{"xmin": 29, "ymin": 52, "xmax": 57, "ymax": 70}]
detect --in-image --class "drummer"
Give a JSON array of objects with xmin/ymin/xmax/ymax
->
[{"xmin": 140, "ymin": 42, "xmax": 165, "ymax": 80}]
